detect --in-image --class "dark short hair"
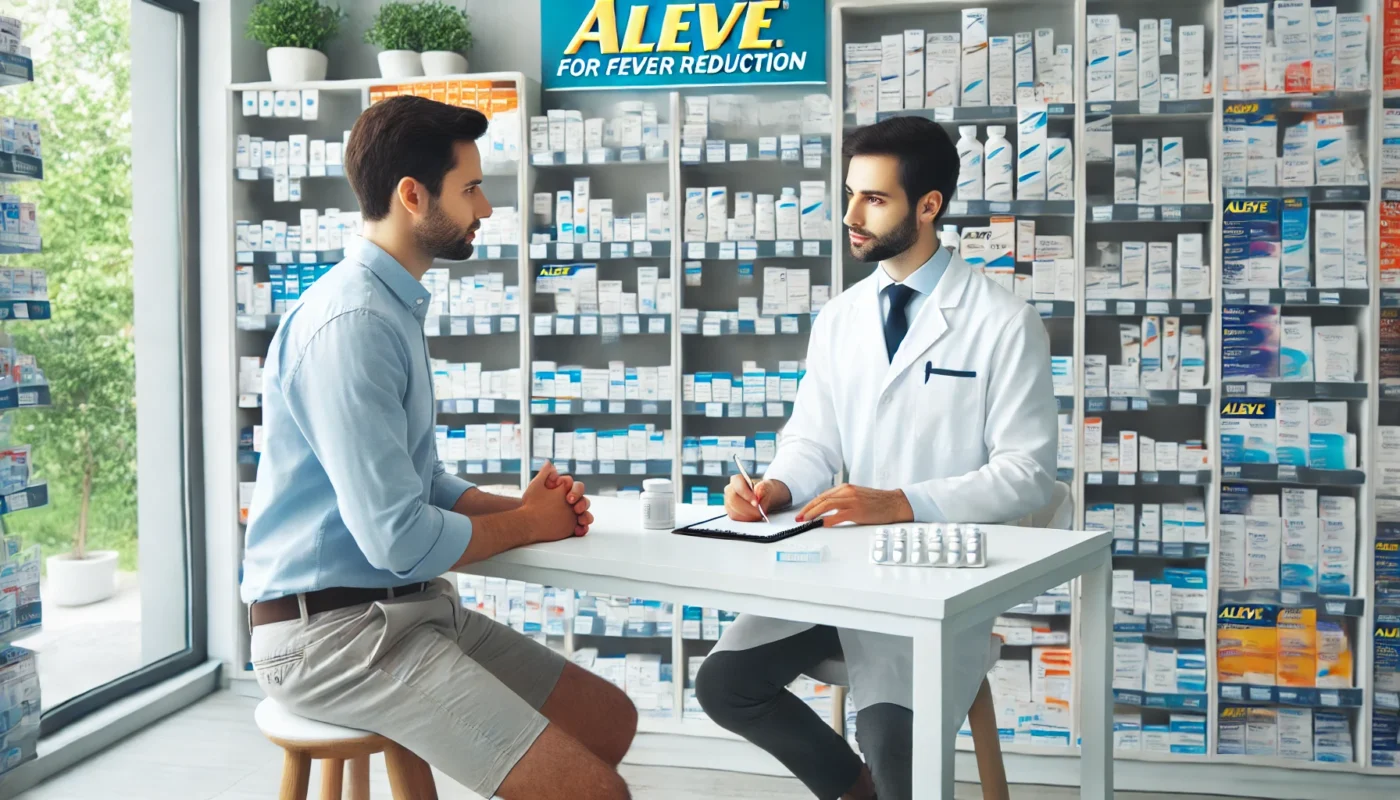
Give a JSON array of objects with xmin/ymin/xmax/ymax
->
[
  {"xmin": 842, "ymin": 116, "xmax": 959, "ymax": 223},
  {"xmin": 344, "ymin": 95, "xmax": 489, "ymax": 221}
]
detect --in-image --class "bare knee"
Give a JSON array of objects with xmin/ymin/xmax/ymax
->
[
  {"xmin": 543, "ymin": 664, "xmax": 638, "ymax": 766},
  {"xmin": 498, "ymin": 724, "xmax": 631, "ymax": 800},
  {"xmin": 592, "ymin": 678, "xmax": 638, "ymax": 766}
]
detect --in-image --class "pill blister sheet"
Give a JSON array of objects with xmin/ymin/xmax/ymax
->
[{"xmin": 869, "ymin": 525, "xmax": 987, "ymax": 568}]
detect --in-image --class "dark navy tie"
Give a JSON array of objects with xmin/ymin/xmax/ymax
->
[{"xmin": 883, "ymin": 283, "xmax": 917, "ymax": 362}]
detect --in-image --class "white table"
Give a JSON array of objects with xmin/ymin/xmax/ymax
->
[{"xmin": 462, "ymin": 497, "xmax": 1114, "ymax": 799}]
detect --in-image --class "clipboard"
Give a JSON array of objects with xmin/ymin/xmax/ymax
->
[{"xmin": 672, "ymin": 511, "xmax": 824, "ymax": 543}]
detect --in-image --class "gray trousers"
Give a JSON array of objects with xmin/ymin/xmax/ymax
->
[{"xmin": 694, "ymin": 625, "xmax": 913, "ymax": 800}]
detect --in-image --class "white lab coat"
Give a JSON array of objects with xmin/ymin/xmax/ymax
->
[{"xmin": 712, "ymin": 253, "xmax": 1059, "ymax": 718}]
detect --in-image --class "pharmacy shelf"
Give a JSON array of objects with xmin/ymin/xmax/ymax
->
[
  {"xmin": 1112, "ymin": 689, "xmax": 1210, "ymax": 711},
  {"xmin": 435, "ymin": 399, "xmax": 522, "ymax": 415},
  {"xmin": 0, "ymin": 52, "xmax": 33, "ymax": 87},
  {"xmin": 1083, "ymin": 391, "xmax": 1211, "ymax": 412},
  {"xmin": 684, "ymin": 316, "xmax": 811, "ymax": 336},
  {"xmin": 1006, "ymin": 596, "xmax": 1074, "ymax": 615},
  {"xmin": 1220, "ymin": 465, "xmax": 1367, "ymax": 486},
  {"xmin": 1224, "ymin": 91, "xmax": 1372, "ymax": 112},
  {"xmin": 681, "ymin": 240, "xmax": 830, "ymax": 260},
  {"xmin": 530, "ymin": 399, "xmax": 670, "ymax": 416},
  {"xmin": 535, "ymin": 314, "xmax": 668, "ymax": 336},
  {"xmin": 530, "ymin": 150, "xmax": 667, "ymax": 167},
  {"xmin": 236, "ymin": 314, "xmax": 281, "ymax": 332},
  {"xmin": 235, "ymin": 249, "xmax": 344, "ymax": 266},
  {"xmin": 1112, "ymin": 542, "xmax": 1212, "ymax": 559},
  {"xmin": 679, "ymin": 138, "xmax": 828, "ymax": 168},
  {"xmin": 530, "ymin": 241, "xmax": 669, "ymax": 261},
  {"xmin": 445, "ymin": 459, "xmax": 523, "ymax": 477},
  {"xmin": 0, "ymin": 382, "xmax": 49, "ymax": 410},
  {"xmin": 427, "ymin": 316, "xmax": 520, "ymax": 337},
  {"xmin": 683, "ymin": 460, "xmax": 772, "ymax": 479},
  {"xmin": 235, "ymin": 165, "xmax": 344, "ymax": 180},
  {"xmin": 1030, "ymin": 300, "xmax": 1075, "ymax": 319},
  {"xmin": 1087, "ymin": 203, "xmax": 1214, "ymax": 223},
  {"xmin": 0, "ymin": 482, "xmax": 46, "ymax": 516},
  {"xmin": 546, "ymin": 459, "xmax": 674, "ymax": 478},
  {"xmin": 1222, "ymin": 381, "xmax": 1369, "ymax": 400},
  {"xmin": 1085, "ymin": 299, "xmax": 1212, "ymax": 316},
  {"xmin": 944, "ymin": 200, "xmax": 1074, "ymax": 218},
  {"xmin": 1114, "ymin": 613, "xmax": 1209, "ymax": 640},
  {"xmin": 0, "ymin": 622, "xmax": 39, "ymax": 647},
  {"xmin": 867, "ymin": 103, "xmax": 1075, "ymax": 124},
  {"xmin": 1232, "ymin": 289, "xmax": 1372, "ymax": 307},
  {"xmin": 1055, "ymin": 396, "xmax": 1073, "ymax": 412},
  {"xmin": 1216, "ymin": 590, "xmax": 1366, "ymax": 617},
  {"xmin": 0, "ymin": 152, "xmax": 42, "ymax": 182},
  {"xmin": 0, "ymin": 233, "xmax": 41, "ymax": 255},
  {"xmin": 681, "ymin": 401, "xmax": 795, "ymax": 418},
  {"xmin": 1086, "ymin": 471, "xmax": 1212, "ymax": 486},
  {"xmin": 1223, "ymin": 186, "xmax": 1369, "ymax": 203},
  {"xmin": 1217, "ymin": 684, "xmax": 1365, "ymax": 709},
  {"xmin": 461, "ymin": 245, "xmax": 521, "ymax": 262},
  {"xmin": 1084, "ymin": 99, "xmax": 1214, "ymax": 119},
  {"xmin": 0, "ymin": 300, "xmax": 49, "ymax": 321}
]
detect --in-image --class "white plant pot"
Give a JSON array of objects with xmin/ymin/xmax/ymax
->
[
  {"xmin": 421, "ymin": 51, "xmax": 468, "ymax": 77},
  {"xmin": 266, "ymin": 47, "xmax": 328, "ymax": 83},
  {"xmin": 46, "ymin": 550, "xmax": 119, "ymax": 607},
  {"xmin": 378, "ymin": 50, "xmax": 424, "ymax": 79}
]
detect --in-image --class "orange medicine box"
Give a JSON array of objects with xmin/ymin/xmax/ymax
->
[
  {"xmin": 1218, "ymin": 603, "xmax": 1278, "ymax": 685},
  {"xmin": 1276, "ymin": 607, "xmax": 1317, "ymax": 687}
]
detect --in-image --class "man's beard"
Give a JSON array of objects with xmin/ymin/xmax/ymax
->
[
  {"xmin": 848, "ymin": 208, "xmax": 919, "ymax": 263},
  {"xmin": 415, "ymin": 200, "xmax": 476, "ymax": 261}
]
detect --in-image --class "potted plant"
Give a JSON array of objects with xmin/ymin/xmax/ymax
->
[
  {"xmin": 417, "ymin": 2, "xmax": 472, "ymax": 76},
  {"xmin": 246, "ymin": 0, "xmax": 343, "ymax": 84},
  {"xmin": 365, "ymin": 2, "xmax": 425, "ymax": 80}
]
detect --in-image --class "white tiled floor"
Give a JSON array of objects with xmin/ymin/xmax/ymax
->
[{"xmin": 16, "ymin": 691, "xmax": 1230, "ymax": 800}]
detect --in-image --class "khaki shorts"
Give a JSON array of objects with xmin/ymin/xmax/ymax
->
[{"xmin": 250, "ymin": 577, "xmax": 567, "ymax": 797}]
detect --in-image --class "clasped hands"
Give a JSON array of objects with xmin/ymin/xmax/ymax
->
[
  {"xmin": 723, "ymin": 475, "xmax": 914, "ymax": 527},
  {"xmin": 524, "ymin": 461, "xmax": 594, "ymax": 541}
]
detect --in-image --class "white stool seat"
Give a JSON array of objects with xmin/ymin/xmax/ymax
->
[{"xmin": 255, "ymin": 698, "xmax": 378, "ymax": 745}]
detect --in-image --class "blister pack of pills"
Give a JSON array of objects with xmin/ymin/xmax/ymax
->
[{"xmin": 870, "ymin": 525, "xmax": 987, "ymax": 568}]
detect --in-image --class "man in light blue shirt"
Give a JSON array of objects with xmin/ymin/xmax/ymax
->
[{"xmin": 243, "ymin": 96, "xmax": 635, "ymax": 800}]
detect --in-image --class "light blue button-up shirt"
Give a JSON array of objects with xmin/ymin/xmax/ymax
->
[
  {"xmin": 874, "ymin": 246, "xmax": 952, "ymax": 523},
  {"xmin": 240, "ymin": 239, "xmax": 476, "ymax": 604}
]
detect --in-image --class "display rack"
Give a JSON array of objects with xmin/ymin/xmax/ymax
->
[
  {"xmin": 215, "ymin": 0, "xmax": 1400, "ymax": 790},
  {"xmin": 0, "ymin": 29, "xmax": 46, "ymax": 784}
]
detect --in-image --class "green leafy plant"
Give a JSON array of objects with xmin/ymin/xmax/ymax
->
[
  {"xmin": 364, "ymin": 2, "xmax": 424, "ymax": 51},
  {"xmin": 416, "ymin": 2, "xmax": 472, "ymax": 53},
  {"xmin": 245, "ymin": 0, "xmax": 343, "ymax": 52}
]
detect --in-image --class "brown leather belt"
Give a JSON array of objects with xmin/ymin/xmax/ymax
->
[{"xmin": 249, "ymin": 582, "xmax": 430, "ymax": 628}]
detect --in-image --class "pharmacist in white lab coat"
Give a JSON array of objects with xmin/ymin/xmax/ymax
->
[{"xmin": 693, "ymin": 117, "xmax": 1058, "ymax": 800}]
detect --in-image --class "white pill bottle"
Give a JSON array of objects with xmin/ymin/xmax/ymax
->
[{"xmin": 640, "ymin": 478, "xmax": 675, "ymax": 530}]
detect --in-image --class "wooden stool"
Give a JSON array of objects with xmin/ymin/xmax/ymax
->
[{"xmin": 255, "ymin": 698, "xmax": 438, "ymax": 800}]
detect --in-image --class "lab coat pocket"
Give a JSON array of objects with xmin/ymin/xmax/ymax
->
[{"xmin": 917, "ymin": 368, "xmax": 986, "ymax": 451}]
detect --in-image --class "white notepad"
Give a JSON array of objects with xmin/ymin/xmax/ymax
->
[{"xmin": 673, "ymin": 510, "xmax": 823, "ymax": 543}]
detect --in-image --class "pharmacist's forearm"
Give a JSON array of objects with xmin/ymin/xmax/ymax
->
[
  {"xmin": 452, "ymin": 487, "xmax": 523, "ymax": 517},
  {"xmin": 451, "ymin": 509, "xmax": 536, "ymax": 569}
]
